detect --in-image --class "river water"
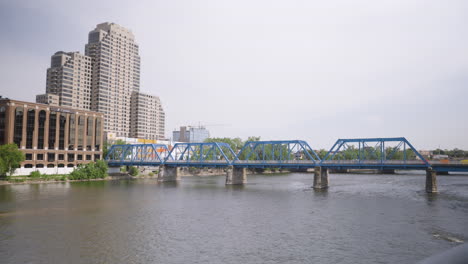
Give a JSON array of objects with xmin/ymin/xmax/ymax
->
[{"xmin": 0, "ymin": 172, "xmax": 467, "ymax": 264}]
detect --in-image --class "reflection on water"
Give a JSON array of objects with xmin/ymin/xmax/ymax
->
[{"xmin": 0, "ymin": 173, "xmax": 467, "ymax": 264}]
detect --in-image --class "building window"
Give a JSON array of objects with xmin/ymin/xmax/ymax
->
[
  {"xmin": 47, "ymin": 164, "xmax": 55, "ymax": 168},
  {"xmin": 77, "ymin": 116, "xmax": 84, "ymax": 150},
  {"xmin": 49, "ymin": 112, "xmax": 57, "ymax": 149},
  {"xmin": 59, "ymin": 113, "xmax": 67, "ymax": 150},
  {"xmin": 25, "ymin": 153, "xmax": 33, "ymax": 160},
  {"xmin": 38, "ymin": 110, "xmax": 46, "ymax": 149},
  {"xmin": 0, "ymin": 106, "xmax": 5, "ymax": 145},
  {"xmin": 86, "ymin": 116, "xmax": 93, "ymax": 151},
  {"xmin": 26, "ymin": 109, "xmax": 36, "ymax": 148},
  {"xmin": 36, "ymin": 164, "xmax": 44, "ymax": 168},
  {"xmin": 86, "ymin": 155, "xmax": 92, "ymax": 161},
  {"xmin": 94, "ymin": 154, "xmax": 101, "ymax": 161},
  {"xmin": 68, "ymin": 154, "xmax": 74, "ymax": 162},
  {"xmin": 95, "ymin": 117, "xmax": 101, "ymax": 150},
  {"xmin": 77, "ymin": 155, "xmax": 83, "ymax": 160},
  {"xmin": 68, "ymin": 115, "xmax": 75, "ymax": 150},
  {"xmin": 47, "ymin": 153, "xmax": 55, "ymax": 162},
  {"xmin": 58, "ymin": 154, "xmax": 64, "ymax": 161},
  {"xmin": 13, "ymin": 107, "xmax": 24, "ymax": 147},
  {"xmin": 37, "ymin": 154, "xmax": 44, "ymax": 160},
  {"xmin": 24, "ymin": 164, "xmax": 33, "ymax": 168}
]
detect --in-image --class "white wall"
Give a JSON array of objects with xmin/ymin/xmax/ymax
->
[{"xmin": 11, "ymin": 167, "xmax": 75, "ymax": 176}]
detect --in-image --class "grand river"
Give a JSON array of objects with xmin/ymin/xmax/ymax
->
[{"xmin": 0, "ymin": 172, "xmax": 467, "ymax": 264}]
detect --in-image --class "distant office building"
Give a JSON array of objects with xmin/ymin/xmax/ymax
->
[
  {"xmin": 173, "ymin": 126, "xmax": 210, "ymax": 143},
  {"xmin": 85, "ymin": 22, "xmax": 141, "ymax": 137},
  {"xmin": 0, "ymin": 98, "xmax": 104, "ymax": 175},
  {"xmin": 36, "ymin": 93, "xmax": 59, "ymax": 106},
  {"xmin": 39, "ymin": 51, "xmax": 93, "ymax": 110},
  {"xmin": 130, "ymin": 92, "xmax": 165, "ymax": 140}
]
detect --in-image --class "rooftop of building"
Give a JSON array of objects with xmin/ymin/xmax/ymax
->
[{"xmin": 0, "ymin": 97, "xmax": 104, "ymax": 116}]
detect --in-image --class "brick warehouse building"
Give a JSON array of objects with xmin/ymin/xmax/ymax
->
[{"xmin": 0, "ymin": 98, "xmax": 104, "ymax": 175}]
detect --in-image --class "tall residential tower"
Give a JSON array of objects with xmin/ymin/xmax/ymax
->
[
  {"xmin": 37, "ymin": 22, "xmax": 165, "ymax": 140},
  {"xmin": 85, "ymin": 22, "xmax": 141, "ymax": 137},
  {"xmin": 37, "ymin": 51, "xmax": 92, "ymax": 110}
]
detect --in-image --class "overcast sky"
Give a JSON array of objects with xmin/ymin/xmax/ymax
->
[{"xmin": 0, "ymin": 0, "xmax": 467, "ymax": 149}]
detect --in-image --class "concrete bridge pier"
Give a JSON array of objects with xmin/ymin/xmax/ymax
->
[
  {"xmin": 378, "ymin": 169, "xmax": 396, "ymax": 174},
  {"xmin": 108, "ymin": 166, "xmax": 121, "ymax": 174},
  {"xmin": 158, "ymin": 165, "xmax": 180, "ymax": 182},
  {"xmin": 313, "ymin": 166, "xmax": 329, "ymax": 189},
  {"xmin": 226, "ymin": 166, "xmax": 247, "ymax": 185},
  {"xmin": 426, "ymin": 168, "xmax": 438, "ymax": 193}
]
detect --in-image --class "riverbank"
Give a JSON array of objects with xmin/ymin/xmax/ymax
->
[
  {"xmin": 0, "ymin": 174, "xmax": 158, "ymax": 186},
  {"xmin": 0, "ymin": 168, "xmax": 295, "ymax": 185}
]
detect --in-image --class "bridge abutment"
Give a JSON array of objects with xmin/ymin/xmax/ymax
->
[
  {"xmin": 426, "ymin": 168, "xmax": 437, "ymax": 193},
  {"xmin": 426, "ymin": 168, "xmax": 438, "ymax": 193},
  {"xmin": 226, "ymin": 166, "xmax": 247, "ymax": 185},
  {"xmin": 313, "ymin": 166, "xmax": 329, "ymax": 189},
  {"xmin": 158, "ymin": 165, "xmax": 180, "ymax": 182}
]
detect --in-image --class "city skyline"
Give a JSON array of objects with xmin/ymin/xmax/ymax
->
[{"xmin": 1, "ymin": 0, "xmax": 467, "ymax": 149}]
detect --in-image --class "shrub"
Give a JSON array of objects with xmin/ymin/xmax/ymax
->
[
  {"xmin": 95, "ymin": 160, "xmax": 108, "ymax": 179},
  {"xmin": 29, "ymin": 170, "xmax": 42, "ymax": 178},
  {"xmin": 148, "ymin": 172, "xmax": 154, "ymax": 177},
  {"xmin": 129, "ymin": 166, "xmax": 139, "ymax": 176},
  {"xmin": 69, "ymin": 161, "xmax": 108, "ymax": 180}
]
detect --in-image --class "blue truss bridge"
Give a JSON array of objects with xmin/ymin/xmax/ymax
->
[{"xmin": 105, "ymin": 137, "xmax": 468, "ymax": 193}]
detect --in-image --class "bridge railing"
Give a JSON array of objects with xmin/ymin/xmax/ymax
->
[
  {"xmin": 233, "ymin": 160, "xmax": 317, "ymax": 164},
  {"xmin": 428, "ymin": 160, "xmax": 468, "ymax": 165},
  {"xmin": 320, "ymin": 160, "xmax": 427, "ymax": 164}
]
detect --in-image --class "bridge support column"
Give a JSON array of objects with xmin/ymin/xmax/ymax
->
[
  {"xmin": 158, "ymin": 165, "xmax": 180, "ymax": 182},
  {"xmin": 313, "ymin": 166, "xmax": 329, "ymax": 189},
  {"xmin": 226, "ymin": 166, "xmax": 247, "ymax": 185},
  {"xmin": 378, "ymin": 169, "xmax": 395, "ymax": 174},
  {"xmin": 108, "ymin": 166, "xmax": 121, "ymax": 174},
  {"xmin": 426, "ymin": 168, "xmax": 437, "ymax": 193}
]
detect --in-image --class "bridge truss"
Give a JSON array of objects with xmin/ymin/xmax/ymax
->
[
  {"xmin": 106, "ymin": 144, "xmax": 170, "ymax": 167},
  {"xmin": 164, "ymin": 142, "xmax": 238, "ymax": 167},
  {"xmin": 233, "ymin": 140, "xmax": 321, "ymax": 168},
  {"xmin": 321, "ymin": 137, "xmax": 430, "ymax": 170}
]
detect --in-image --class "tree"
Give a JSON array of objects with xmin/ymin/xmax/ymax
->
[
  {"xmin": 103, "ymin": 139, "xmax": 127, "ymax": 159},
  {"xmin": 0, "ymin": 144, "xmax": 25, "ymax": 177},
  {"xmin": 316, "ymin": 149, "xmax": 328, "ymax": 159}
]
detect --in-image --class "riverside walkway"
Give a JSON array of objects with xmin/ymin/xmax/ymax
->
[{"xmin": 105, "ymin": 137, "xmax": 468, "ymax": 193}]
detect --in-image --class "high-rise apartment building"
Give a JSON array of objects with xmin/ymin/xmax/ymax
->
[
  {"xmin": 36, "ymin": 22, "xmax": 165, "ymax": 140},
  {"xmin": 85, "ymin": 22, "xmax": 141, "ymax": 137},
  {"xmin": 37, "ymin": 51, "xmax": 92, "ymax": 110},
  {"xmin": 130, "ymin": 92, "xmax": 165, "ymax": 140}
]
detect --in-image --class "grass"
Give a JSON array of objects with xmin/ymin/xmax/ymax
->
[{"xmin": 6, "ymin": 174, "xmax": 70, "ymax": 183}]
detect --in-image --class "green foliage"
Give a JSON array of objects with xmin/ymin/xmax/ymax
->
[
  {"xmin": 148, "ymin": 172, "xmax": 155, "ymax": 177},
  {"xmin": 128, "ymin": 166, "xmax": 139, "ymax": 176},
  {"xmin": 103, "ymin": 139, "xmax": 127, "ymax": 159},
  {"xmin": 69, "ymin": 161, "xmax": 108, "ymax": 180},
  {"xmin": 317, "ymin": 149, "xmax": 328, "ymax": 159},
  {"xmin": 433, "ymin": 148, "xmax": 468, "ymax": 159},
  {"xmin": 0, "ymin": 144, "xmax": 25, "ymax": 177},
  {"xmin": 29, "ymin": 170, "xmax": 42, "ymax": 178}
]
